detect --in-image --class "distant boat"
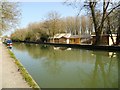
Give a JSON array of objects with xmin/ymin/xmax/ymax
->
[{"xmin": 7, "ymin": 39, "xmax": 12, "ymax": 49}]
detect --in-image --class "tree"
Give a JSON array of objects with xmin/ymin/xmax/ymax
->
[
  {"xmin": 45, "ymin": 11, "xmax": 61, "ymax": 42},
  {"xmin": 85, "ymin": 0, "xmax": 120, "ymax": 45},
  {"xmin": 104, "ymin": 2, "xmax": 120, "ymax": 45},
  {"xmin": 65, "ymin": 16, "xmax": 79, "ymax": 35},
  {"xmin": 81, "ymin": 15, "xmax": 86, "ymax": 35},
  {"xmin": 65, "ymin": 0, "xmax": 120, "ymax": 45},
  {"xmin": 87, "ymin": 16, "xmax": 94, "ymax": 34},
  {"xmin": 47, "ymin": 11, "xmax": 61, "ymax": 36},
  {"xmin": 0, "ymin": 0, "xmax": 21, "ymax": 33},
  {"xmin": 115, "ymin": 4, "xmax": 120, "ymax": 45}
]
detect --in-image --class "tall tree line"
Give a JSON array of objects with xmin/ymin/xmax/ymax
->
[{"xmin": 11, "ymin": 11, "xmax": 94, "ymax": 42}]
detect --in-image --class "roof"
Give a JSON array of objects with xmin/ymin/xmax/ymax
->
[
  {"xmin": 63, "ymin": 33, "xmax": 71, "ymax": 38},
  {"xmin": 54, "ymin": 33, "xmax": 71, "ymax": 39},
  {"xmin": 91, "ymin": 34, "xmax": 117, "ymax": 37},
  {"xmin": 51, "ymin": 33, "xmax": 92, "ymax": 39},
  {"xmin": 69, "ymin": 35, "xmax": 80, "ymax": 38},
  {"xmin": 80, "ymin": 34, "xmax": 91, "ymax": 38}
]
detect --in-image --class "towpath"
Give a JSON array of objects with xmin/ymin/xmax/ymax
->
[{"xmin": 0, "ymin": 40, "xmax": 30, "ymax": 88}]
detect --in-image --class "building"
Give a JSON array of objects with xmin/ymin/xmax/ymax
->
[
  {"xmin": 49, "ymin": 33, "xmax": 80, "ymax": 44},
  {"xmin": 49, "ymin": 33, "xmax": 117, "ymax": 45},
  {"xmin": 91, "ymin": 34, "xmax": 117, "ymax": 45},
  {"xmin": 80, "ymin": 34, "xmax": 91, "ymax": 45}
]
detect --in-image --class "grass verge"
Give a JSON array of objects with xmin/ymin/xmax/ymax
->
[{"xmin": 8, "ymin": 49, "xmax": 40, "ymax": 89}]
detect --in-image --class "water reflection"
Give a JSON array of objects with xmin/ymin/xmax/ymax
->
[
  {"xmin": 12, "ymin": 43, "xmax": 119, "ymax": 88},
  {"xmin": 53, "ymin": 47, "xmax": 72, "ymax": 50}
]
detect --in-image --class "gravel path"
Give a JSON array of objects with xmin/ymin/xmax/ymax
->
[
  {"xmin": 0, "ymin": 41, "xmax": 30, "ymax": 88},
  {"xmin": 0, "ymin": 41, "xmax": 2, "ymax": 89}
]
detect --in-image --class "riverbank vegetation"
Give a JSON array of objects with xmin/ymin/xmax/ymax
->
[
  {"xmin": 11, "ymin": 12, "xmax": 94, "ymax": 43},
  {"xmin": 10, "ymin": 1, "xmax": 120, "ymax": 46},
  {"xmin": 8, "ymin": 49, "xmax": 40, "ymax": 89}
]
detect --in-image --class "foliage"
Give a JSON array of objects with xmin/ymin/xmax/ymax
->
[
  {"xmin": 0, "ymin": 0, "xmax": 21, "ymax": 33},
  {"xmin": 11, "ymin": 11, "xmax": 94, "ymax": 42}
]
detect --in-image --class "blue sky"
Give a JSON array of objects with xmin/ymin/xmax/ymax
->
[{"xmin": 19, "ymin": 2, "xmax": 80, "ymax": 28}]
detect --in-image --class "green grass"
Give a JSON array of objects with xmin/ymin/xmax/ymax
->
[{"xmin": 8, "ymin": 49, "xmax": 40, "ymax": 89}]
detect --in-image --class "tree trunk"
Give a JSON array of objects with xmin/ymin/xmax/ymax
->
[
  {"xmin": 89, "ymin": 2, "xmax": 100, "ymax": 45},
  {"xmin": 93, "ymin": 31, "xmax": 101, "ymax": 45},
  {"xmin": 52, "ymin": 32, "xmax": 54, "ymax": 43},
  {"xmin": 107, "ymin": 16, "xmax": 115, "ymax": 45},
  {"xmin": 116, "ymin": 25, "xmax": 120, "ymax": 45},
  {"xmin": 96, "ymin": 33, "xmax": 101, "ymax": 45},
  {"xmin": 116, "ymin": 9, "xmax": 120, "ymax": 45}
]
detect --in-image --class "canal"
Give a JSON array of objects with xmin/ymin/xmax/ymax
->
[{"xmin": 12, "ymin": 43, "xmax": 119, "ymax": 88}]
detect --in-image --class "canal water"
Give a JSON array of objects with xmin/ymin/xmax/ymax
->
[{"xmin": 12, "ymin": 43, "xmax": 119, "ymax": 88}]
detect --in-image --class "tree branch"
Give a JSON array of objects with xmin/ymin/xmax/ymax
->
[{"xmin": 104, "ymin": 3, "xmax": 120, "ymax": 23}]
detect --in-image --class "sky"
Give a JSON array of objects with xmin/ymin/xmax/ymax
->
[{"xmin": 19, "ymin": 2, "xmax": 80, "ymax": 28}]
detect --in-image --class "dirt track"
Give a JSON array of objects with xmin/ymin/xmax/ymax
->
[
  {"xmin": 0, "ymin": 41, "xmax": 2, "ymax": 89},
  {"xmin": 0, "ymin": 41, "xmax": 30, "ymax": 88}
]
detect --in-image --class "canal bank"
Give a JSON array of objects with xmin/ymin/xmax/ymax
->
[
  {"xmin": 0, "ymin": 41, "xmax": 2, "ymax": 89},
  {"xmin": 0, "ymin": 41, "xmax": 40, "ymax": 89},
  {"xmin": 12, "ymin": 40, "xmax": 120, "ymax": 52}
]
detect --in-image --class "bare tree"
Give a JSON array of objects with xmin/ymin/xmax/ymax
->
[
  {"xmin": 46, "ymin": 11, "xmax": 61, "ymax": 36},
  {"xmin": 116, "ymin": 6, "xmax": 120, "ymax": 45},
  {"xmin": 65, "ymin": 0, "xmax": 120, "ymax": 45},
  {"xmin": 87, "ymin": 16, "xmax": 94, "ymax": 34},
  {"xmin": 81, "ymin": 15, "xmax": 86, "ymax": 35},
  {"xmin": 0, "ymin": 0, "xmax": 21, "ymax": 33}
]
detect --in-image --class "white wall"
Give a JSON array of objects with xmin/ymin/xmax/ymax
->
[
  {"xmin": 66, "ymin": 39, "xmax": 69, "ymax": 44},
  {"xmin": 109, "ymin": 34, "xmax": 117, "ymax": 45}
]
